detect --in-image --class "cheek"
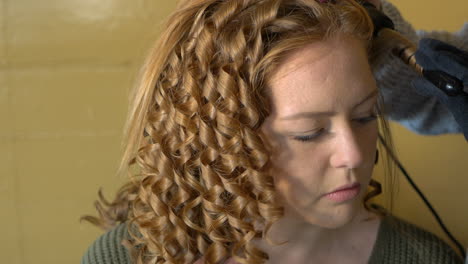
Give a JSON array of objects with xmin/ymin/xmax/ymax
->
[
  {"xmin": 273, "ymin": 138, "xmax": 329, "ymax": 172},
  {"xmin": 269, "ymin": 143, "xmax": 328, "ymax": 201}
]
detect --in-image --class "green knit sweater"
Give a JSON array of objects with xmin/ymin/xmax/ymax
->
[{"xmin": 81, "ymin": 214, "xmax": 463, "ymax": 264}]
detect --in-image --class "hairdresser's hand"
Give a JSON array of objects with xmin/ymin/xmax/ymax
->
[{"xmin": 412, "ymin": 38, "xmax": 468, "ymax": 141}]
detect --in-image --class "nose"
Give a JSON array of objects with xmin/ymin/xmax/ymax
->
[{"xmin": 329, "ymin": 125, "xmax": 367, "ymax": 169}]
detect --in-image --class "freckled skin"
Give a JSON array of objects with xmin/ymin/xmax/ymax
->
[
  {"xmin": 261, "ymin": 35, "xmax": 379, "ymax": 229},
  {"xmin": 253, "ymin": 35, "xmax": 381, "ymax": 263}
]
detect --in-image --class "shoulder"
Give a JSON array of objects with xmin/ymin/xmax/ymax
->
[
  {"xmin": 370, "ymin": 213, "xmax": 463, "ymax": 264},
  {"xmin": 81, "ymin": 223, "xmax": 132, "ymax": 264}
]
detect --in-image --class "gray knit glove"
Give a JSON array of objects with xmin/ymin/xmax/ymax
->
[{"xmin": 412, "ymin": 38, "xmax": 468, "ymax": 141}]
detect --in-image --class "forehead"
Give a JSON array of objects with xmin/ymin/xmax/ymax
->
[{"xmin": 267, "ymin": 36, "xmax": 375, "ymax": 117}]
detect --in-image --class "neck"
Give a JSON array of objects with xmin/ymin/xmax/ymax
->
[{"xmin": 252, "ymin": 204, "xmax": 380, "ymax": 263}]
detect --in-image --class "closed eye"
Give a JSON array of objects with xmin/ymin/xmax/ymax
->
[
  {"xmin": 292, "ymin": 128, "xmax": 325, "ymax": 142},
  {"xmin": 354, "ymin": 114, "xmax": 378, "ymax": 124},
  {"xmin": 292, "ymin": 114, "xmax": 378, "ymax": 143}
]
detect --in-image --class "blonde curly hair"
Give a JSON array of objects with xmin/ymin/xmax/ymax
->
[{"xmin": 83, "ymin": 0, "xmax": 398, "ymax": 263}]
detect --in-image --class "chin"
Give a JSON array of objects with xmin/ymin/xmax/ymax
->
[{"xmin": 300, "ymin": 196, "xmax": 364, "ymax": 229}]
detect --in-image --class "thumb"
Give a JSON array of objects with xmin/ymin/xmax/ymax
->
[
  {"xmin": 411, "ymin": 77, "xmax": 449, "ymax": 102},
  {"xmin": 413, "ymin": 78, "xmax": 468, "ymax": 140}
]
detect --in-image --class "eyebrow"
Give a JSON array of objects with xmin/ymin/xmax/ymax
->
[{"xmin": 279, "ymin": 89, "xmax": 378, "ymax": 121}]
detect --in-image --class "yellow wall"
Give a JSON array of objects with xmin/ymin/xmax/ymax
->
[{"xmin": 0, "ymin": 0, "xmax": 466, "ymax": 263}]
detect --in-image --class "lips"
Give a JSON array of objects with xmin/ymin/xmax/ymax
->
[
  {"xmin": 327, "ymin": 182, "xmax": 361, "ymax": 194},
  {"xmin": 323, "ymin": 182, "xmax": 361, "ymax": 203}
]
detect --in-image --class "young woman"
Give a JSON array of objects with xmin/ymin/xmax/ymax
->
[{"xmin": 81, "ymin": 0, "xmax": 465, "ymax": 263}]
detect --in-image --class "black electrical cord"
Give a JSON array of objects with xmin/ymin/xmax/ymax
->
[{"xmin": 378, "ymin": 134, "xmax": 466, "ymax": 260}]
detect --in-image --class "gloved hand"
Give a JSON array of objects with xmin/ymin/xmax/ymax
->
[{"xmin": 412, "ymin": 38, "xmax": 468, "ymax": 141}]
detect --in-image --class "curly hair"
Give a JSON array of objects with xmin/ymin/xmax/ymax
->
[{"xmin": 82, "ymin": 0, "xmax": 400, "ymax": 263}]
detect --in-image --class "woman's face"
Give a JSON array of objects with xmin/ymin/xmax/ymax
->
[{"xmin": 260, "ymin": 35, "xmax": 379, "ymax": 229}]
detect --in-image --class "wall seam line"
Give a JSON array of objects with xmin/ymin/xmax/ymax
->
[{"xmin": 4, "ymin": 0, "xmax": 25, "ymax": 263}]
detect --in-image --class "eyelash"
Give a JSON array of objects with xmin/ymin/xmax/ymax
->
[{"xmin": 292, "ymin": 114, "xmax": 379, "ymax": 142}]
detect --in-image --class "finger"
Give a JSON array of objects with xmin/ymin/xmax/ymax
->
[
  {"xmin": 413, "ymin": 78, "xmax": 468, "ymax": 139},
  {"xmin": 417, "ymin": 38, "xmax": 468, "ymax": 85},
  {"xmin": 420, "ymin": 38, "xmax": 468, "ymax": 59},
  {"xmin": 419, "ymin": 38, "xmax": 446, "ymax": 51},
  {"xmin": 433, "ymin": 50, "xmax": 468, "ymax": 82},
  {"xmin": 418, "ymin": 38, "xmax": 468, "ymax": 69},
  {"xmin": 412, "ymin": 77, "xmax": 448, "ymax": 102},
  {"xmin": 437, "ymin": 44, "xmax": 468, "ymax": 67},
  {"xmin": 415, "ymin": 45, "xmax": 439, "ymax": 71},
  {"xmin": 445, "ymin": 94, "xmax": 468, "ymax": 141}
]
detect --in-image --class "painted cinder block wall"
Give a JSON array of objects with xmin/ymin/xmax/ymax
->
[{"xmin": 0, "ymin": 0, "xmax": 466, "ymax": 263}]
